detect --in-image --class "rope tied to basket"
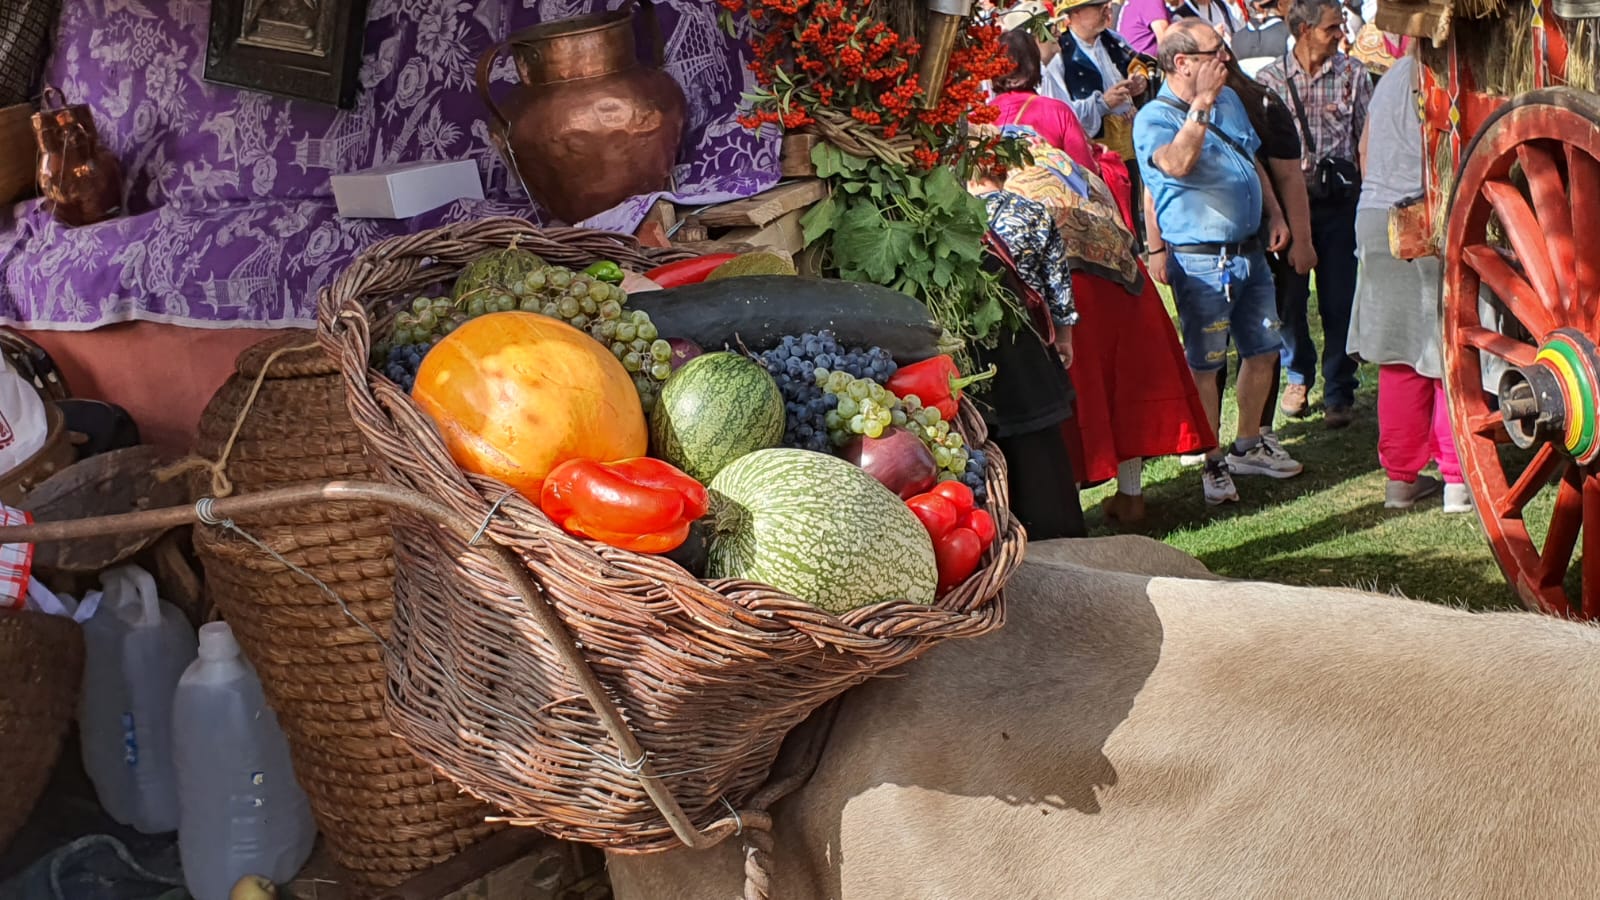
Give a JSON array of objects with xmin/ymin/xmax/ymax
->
[
  {"xmin": 193, "ymin": 495, "xmax": 393, "ymax": 653},
  {"xmin": 155, "ymin": 339, "xmax": 323, "ymax": 497}
]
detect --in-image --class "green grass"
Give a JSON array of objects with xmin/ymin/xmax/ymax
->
[{"xmin": 1079, "ymin": 294, "xmax": 1525, "ymax": 612}]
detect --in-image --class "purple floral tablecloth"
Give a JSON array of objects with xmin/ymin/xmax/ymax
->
[{"xmin": 0, "ymin": 0, "xmax": 778, "ymax": 331}]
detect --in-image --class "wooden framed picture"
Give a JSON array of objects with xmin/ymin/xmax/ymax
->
[{"xmin": 205, "ymin": 0, "xmax": 369, "ymax": 108}]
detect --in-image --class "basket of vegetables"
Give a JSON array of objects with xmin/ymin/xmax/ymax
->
[{"xmin": 316, "ymin": 217, "xmax": 1023, "ymax": 854}]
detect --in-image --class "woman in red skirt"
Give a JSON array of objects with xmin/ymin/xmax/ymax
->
[{"xmin": 991, "ymin": 28, "xmax": 1211, "ymax": 524}]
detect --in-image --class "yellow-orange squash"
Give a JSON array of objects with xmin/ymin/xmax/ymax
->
[{"xmin": 411, "ymin": 312, "xmax": 647, "ymax": 497}]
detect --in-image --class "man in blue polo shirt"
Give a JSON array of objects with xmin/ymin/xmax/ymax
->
[{"xmin": 1134, "ymin": 18, "xmax": 1302, "ymax": 506}]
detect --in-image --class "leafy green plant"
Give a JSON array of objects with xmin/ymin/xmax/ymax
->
[{"xmin": 800, "ymin": 143, "xmax": 1026, "ymax": 371}]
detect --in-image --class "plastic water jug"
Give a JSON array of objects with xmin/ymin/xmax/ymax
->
[
  {"xmin": 173, "ymin": 622, "xmax": 316, "ymax": 900},
  {"xmin": 78, "ymin": 564, "xmax": 197, "ymax": 833}
]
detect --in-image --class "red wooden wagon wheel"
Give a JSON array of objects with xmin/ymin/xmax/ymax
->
[{"xmin": 1443, "ymin": 88, "xmax": 1600, "ymax": 619}]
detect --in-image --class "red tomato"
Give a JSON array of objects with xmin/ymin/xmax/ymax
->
[
  {"xmin": 906, "ymin": 493, "xmax": 960, "ymax": 539},
  {"xmin": 931, "ymin": 480, "xmax": 976, "ymax": 515},
  {"xmin": 934, "ymin": 527, "xmax": 985, "ymax": 592},
  {"xmin": 962, "ymin": 508, "xmax": 997, "ymax": 546}
]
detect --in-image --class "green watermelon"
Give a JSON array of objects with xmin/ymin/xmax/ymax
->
[
  {"xmin": 651, "ymin": 352, "xmax": 784, "ymax": 482},
  {"xmin": 452, "ymin": 247, "xmax": 546, "ymax": 301},
  {"xmin": 706, "ymin": 449, "xmax": 938, "ymax": 612}
]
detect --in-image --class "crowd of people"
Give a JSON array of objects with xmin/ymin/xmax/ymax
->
[{"xmin": 966, "ymin": 0, "xmax": 1469, "ymax": 541}]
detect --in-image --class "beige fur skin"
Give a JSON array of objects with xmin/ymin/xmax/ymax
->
[{"xmin": 608, "ymin": 537, "xmax": 1600, "ymax": 899}]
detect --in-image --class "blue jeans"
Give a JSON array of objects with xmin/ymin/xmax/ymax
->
[
  {"xmin": 1167, "ymin": 249, "xmax": 1284, "ymax": 372},
  {"xmin": 1280, "ymin": 198, "xmax": 1360, "ymax": 408}
]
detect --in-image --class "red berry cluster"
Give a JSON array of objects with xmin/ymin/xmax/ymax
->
[{"xmin": 720, "ymin": 0, "xmax": 1008, "ymax": 171}]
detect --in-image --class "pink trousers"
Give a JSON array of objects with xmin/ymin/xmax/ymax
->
[{"xmin": 1378, "ymin": 364, "xmax": 1462, "ymax": 484}]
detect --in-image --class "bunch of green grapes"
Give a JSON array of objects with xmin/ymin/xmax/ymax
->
[
  {"xmin": 816, "ymin": 369, "xmax": 905, "ymax": 445},
  {"xmin": 389, "ymin": 295, "xmax": 462, "ymax": 349},
  {"xmin": 901, "ymin": 396, "xmax": 970, "ymax": 480}
]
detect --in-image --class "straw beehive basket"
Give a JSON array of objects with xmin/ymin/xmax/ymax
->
[{"xmin": 188, "ymin": 334, "xmax": 500, "ymax": 891}]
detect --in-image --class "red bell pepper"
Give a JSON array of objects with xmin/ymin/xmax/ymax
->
[
  {"xmin": 539, "ymin": 457, "xmax": 709, "ymax": 554},
  {"xmin": 643, "ymin": 253, "xmax": 740, "ymax": 289},
  {"xmin": 906, "ymin": 482, "xmax": 996, "ymax": 593},
  {"xmin": 885, "ymin": 355, "xmax": 996, "ymax": 421}
]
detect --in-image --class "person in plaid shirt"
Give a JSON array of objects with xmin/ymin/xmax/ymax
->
[{"xmin": 1257, "ymin": 0, "xmax": 1373, "ymax": 430}]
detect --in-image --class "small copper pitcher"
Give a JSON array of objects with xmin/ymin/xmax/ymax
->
[{"xmin": 33, "ymin": 89, "xmax": 123, "ymax": 228}]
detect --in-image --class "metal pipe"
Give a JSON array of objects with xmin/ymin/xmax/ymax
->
[{"xmin": 917, "ymin": 0, "xmax": 975, "ymax": 109}]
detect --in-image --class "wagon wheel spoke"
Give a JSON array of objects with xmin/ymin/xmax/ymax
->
[
  {"xmin": 1517, "ymin": 143, "xmax": 1576, "ymax": 311},
  {"xmin": 1459, "ymin": 322, "xmax": 1538, "ymax": 367},
  {"xmin": 1585, "ymin": 475, "xmax": 1600, "ymax": 617},
  {"xmin": 1482, "ymin": 179, "xmax": 1564, "ymax": 323},
  {"xmin": 1539, "ymin": 466, "xmax": 1584, "ymax": 591},
  {"xmin": 1498, "ymin": 444, "xmax": 1562, "ymax": 519},
  {"xmin": 1566, "ymin": 143, "xmax": 1600, "ymax": 326},
  {"xmin": 1461, "ymin": 244, "xmax": 1558, "ymax": 339}
]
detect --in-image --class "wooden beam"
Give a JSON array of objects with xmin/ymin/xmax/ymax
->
[
  {"xmin": 722, "ymin": 206, "xmax": 808, "ymax": 255},
  {"xmin": 698, "ymin": 180, "xmax": 827, "ymax": 229},
  {"xmin": 781, "ymin": 133, "xmax": 821, "ymax": 178}
]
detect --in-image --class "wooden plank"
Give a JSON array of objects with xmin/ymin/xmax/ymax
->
[
  {"xmin": 781, "ymin": 132, "xmax": 821, "ymax": 178},
  {"xmin": 722, "ymin": 206, "xmax": 808, "ymax": 255},
  {"xmin": 698, "ymin": 180, "xmax": 827, "ymax": 229},
  {"xmin": 674, "ymin": 215, "xmax": 709, "ymax": 244}
]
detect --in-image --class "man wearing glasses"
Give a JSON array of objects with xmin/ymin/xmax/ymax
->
[{"xmin": 1134, "ymin": 20, "xmax": 1300, "ymax": 506}]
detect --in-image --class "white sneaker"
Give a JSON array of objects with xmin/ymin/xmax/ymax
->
[
  {"xmin": 1227, "ymin": 439, "xmax": 1304, "ymax": 479},
  {"xmin": 1385, "ymin": 475, "xmax": 1442, "ymax": 509},
  {"xmin": 1203, "ymin": 459, "xmax": 1240, "ymax": 505},
  {"xmin": 1443, "ymin": 482, "xmax": 1473, "ymax": 514},
  {"xmin": 1179, "ymin": 453, "xmax": 1207, "ymax": 467}
]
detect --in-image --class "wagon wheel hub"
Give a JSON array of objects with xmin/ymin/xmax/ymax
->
[{"xmin": 1498, "ymin": 329, "xmax": 1600, "ymax": 465}]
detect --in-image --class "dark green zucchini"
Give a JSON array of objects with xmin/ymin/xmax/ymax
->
[{"xmin": 627, "ymin": 276, "xmax": 950, "ymax": 362}]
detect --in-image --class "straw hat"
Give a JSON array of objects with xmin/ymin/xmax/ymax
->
[
  {"xmin": 999, "ymin": 1, "xmax": 1050, "ymax": 31},
  {"xmin": 1053, "ymin": 0, "xmax": 1112, "ymax": 17}
]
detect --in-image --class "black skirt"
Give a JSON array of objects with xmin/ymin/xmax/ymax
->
[
  {"xmin": 973, "ymin": 326, "xmax": 1086, "ymax": 540},
  {"xmin": 971, "ymin": 324, "xmax": 1075, "ymax": 439}
]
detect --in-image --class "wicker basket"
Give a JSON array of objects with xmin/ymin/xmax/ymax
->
[
  {"xmin": 316, "ymin": 218, "xmax": 1023, "ymax": 853},
  {"xmin": 190, "ymin": 335, "xmax": 501, "ymax": 891},
  {"xmin": 0, "ymin": 608, "xmax": 84, "ymax": 851}
]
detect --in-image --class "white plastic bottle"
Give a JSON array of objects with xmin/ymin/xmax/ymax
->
[
  {"xmin": 78, "ymin": 564, "xmax": 197, "ymax": 833},
  {"xmin": 172, "ymin": 622, "xmax": 316, "ymax": 900}
]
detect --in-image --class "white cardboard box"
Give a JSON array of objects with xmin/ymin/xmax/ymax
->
[{"xmin": 331, "ymin": 160, "xmax": 485, "ymax": 219}]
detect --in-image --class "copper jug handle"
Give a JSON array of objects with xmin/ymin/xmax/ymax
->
[
  {"xmin": 475, "ymin": 39, "xmax": 514, "ymax": 136},
  {"xmin": 39, "ymin": 86, "xmax": 66, "ymax": 112}
]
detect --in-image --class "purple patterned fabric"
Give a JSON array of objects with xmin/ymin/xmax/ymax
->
[{"xmin": 0, "ymin": 0, "xmax": 777, "ymax": 330}]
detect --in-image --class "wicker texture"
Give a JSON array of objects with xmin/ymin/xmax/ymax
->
[
  {"xmin": 317, "ymin": 218, "xmax": 1022, "ymax": 852},
  {"xmin": 0, "ymin": 608, "xmax": 83, "ymax": 851},
  {"xmin": 190, "ymin": 335, "xmax": 500, "ymax": 891}
]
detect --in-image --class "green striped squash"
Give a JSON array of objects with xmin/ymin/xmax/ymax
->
[
  {"xmin": 651, "ymin": 352, "xmax": 784, "ymax": 482},
  {"xmin": 707, "ymin": 449, "xmax": 938, "ymax": 613}
]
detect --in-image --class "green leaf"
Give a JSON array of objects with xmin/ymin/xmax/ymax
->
[
  {"xmin": 812, "ymin": 143, "xmax": 841, "ymax": 179},
  {"xmin": 835, "ymin": 204, "xmax": 914, "ymax": 285},
  {"xmin": 800, "ymin": 194, "xmax": 841, "ymax": 246},
  {"xmin": 868, "ymin": 180, "xmax": 884, "ymax": 200},
  {"xmin": 842, "ymin": 180, "xmax": 865, "ymax": 194},
  {"xmin": 904, "ymin": 175, "xmax": 925, "ymax": 200},
  {"xmin": 932, "ymin": 256, "xmax": 954, "ymax": 288},
  {"xmin": 839, "ymin": 151, "xmax": 869, "ymax": 173},
  {"xmin": 970, "ymin": 292, "xmax": 1005, "ymax": 339},
  {"xmin": 922, "ymin": 166, "xmax": 966, "ymax": 213}
]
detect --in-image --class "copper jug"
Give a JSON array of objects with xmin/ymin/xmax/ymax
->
[
  {"xmin": 475, "ymin": 0, "xmax": 686, "ymax": 224},
  {"xmin": 32, "ymin": 89, "xmax": 123, "ymax": 228}
]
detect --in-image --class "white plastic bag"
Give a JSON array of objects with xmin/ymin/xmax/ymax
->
[{"xmin": 0, "ymin": 354, "xmax": 47, "ymax": 479}]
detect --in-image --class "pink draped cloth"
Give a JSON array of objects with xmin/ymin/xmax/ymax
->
[{"xmin": 992, "ymin": 91, "xmax": 1098, "ymax": 170}]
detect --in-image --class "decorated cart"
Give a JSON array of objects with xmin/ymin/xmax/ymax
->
[{"xmin": 1377, "ymin": 0, "xmax": 1600, "ymax": 617}]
